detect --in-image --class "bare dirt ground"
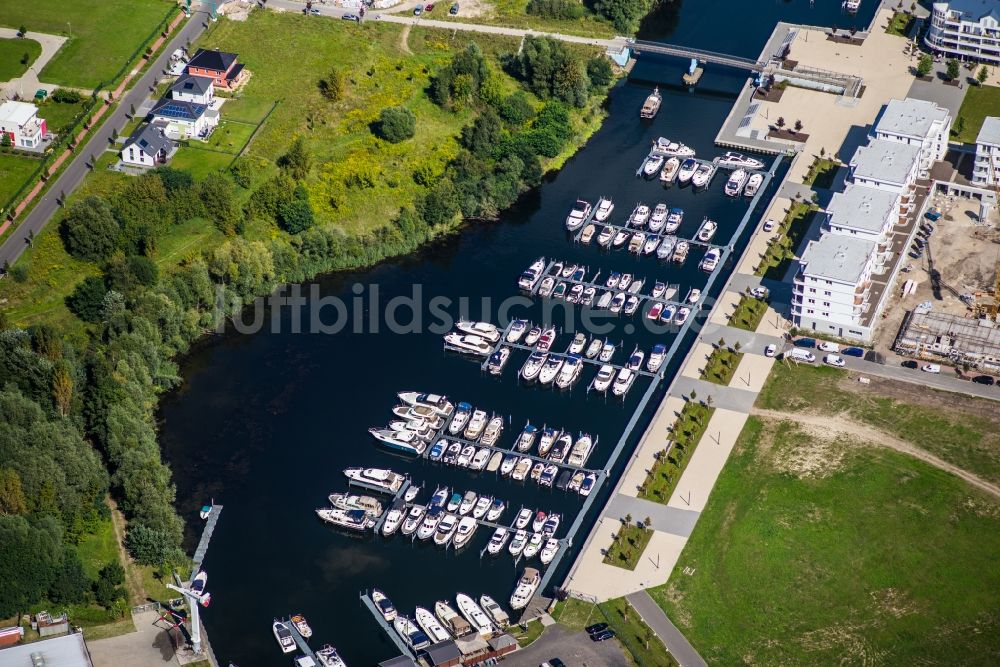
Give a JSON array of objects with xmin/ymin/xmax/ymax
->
[
  {"xmin": 751, "ymin": 407, "xmax": 1000, "ymax": 499},
  {"xmin": 398, "ymin": 22, "xmax": 413, "ymax": 53},
  {"xmin": 383, "ymin": 0, "xmax": 491, "ymax": 18},
  {"xmin": 873, "ymin": 195, "xmax": 1000, "ymax": 358}
]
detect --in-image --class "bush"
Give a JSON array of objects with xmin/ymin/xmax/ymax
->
[
  {"xmin": 51, "ymin": 88, "xmax": 84, "ymax": 104},
  {"xmin": 65, "ymin": 276, "xmax": 108, "ymax": 322},
  {"xmin": 513, "ymin": 37, "xmax": 590, "ymax": 108},
  {"xmin": 587, "ymin": 57, "xmax": 615, "ymax": 88},
  {"xmin": 198, "ymin": 172, "xmax": 242, "ymax": 235},
  {"xmin": 60, "ymin": 196, "xmax": 120, "ymax": 261},
  {"xmin": 277, "ymin": 199, "xmax": 314, "ymax": 234},
  {"xmin": 376, "ymin": 106, "xmax": 416, "ymax": 143},
  {"xmin": 319, "ymin": 68, "xmax": 343, "ymax": 102},
  {"xmin": 124, "ymin": 523, "xmax": 175, "ymax": 566},
  {"xmin": 278, "ymin": 137, "xmax": 311, "ymax": 181},
  {"xmin": 10, "ymin": 264, "xmax": 28, "ymax": 283},
  {"xmin": 527, "ymin": 0, "xmax": 584, "ymax": 19},
  {"xmin": 498, "ymin": 92, "xmax": 535, "ymax": 125},
  {"xmin": 93, "ymin": 561, "xmax": 125, "ymax": 608},
  {"xmin": 595, "ymin": 0, "xmax": 652, "ymax": 34}
]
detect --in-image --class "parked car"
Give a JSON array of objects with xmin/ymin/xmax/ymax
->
[
  {"xmin": 413, "ymin": 5, "xmax": 423, "ymax": 15},
  {"xmin": 450, "ymin": 2, "xmax": 459, "ymax": 14},
  {"xmin": 309, "ymin": 7, "xmax": 321, "ymax": 14},
  {"xmin": 750, "ymin": 286, "xmax": 769, "ymax": 299},
  {"xmin": 818, "ymin": 341, "xmax": 839, "ymax": 352},
  {"xmin": 921, "ymin": 363, "xmax": 941, "ymax": 374},
  {"xmin": 585, "ymin": 623, "xmax": 609, "ymax": 635},
  {"xmin": 590, "ymin": 630, "xmax": 616, "ymax": 642},
  {"xmin": 764, "ymin": 343, "xmax": 777, "ymax": 357},
  {"xmin": 841, "ymin": 347, "xmax": 865, "ymax": 357},
  {"xmin": 901, "ymin": 360, "xmax": 919, "ymax": 369},
  {"xmin": 342, "ymin": 12, "xmax": 360, "ymax": 20},
  {"xmin": 824, "ymin": 354, "xmax": 845, "ymax": 367},
  {"xmin": 794, "ymin": 337, "xmax": 816, "ymax": 348},
  {"xmin": 789, "ymin": 348, "xmax": 816, "ymax": 363},
  {"xmin": 762, "ymin": 218, "xmax": 776, "ymax": 232},
  {"xmin": 971, "ymin": 375, "xmax": 995, "ymax": 386},
  {"xmin": 425, "ymin": 2, "xmax": 435, "ymax": 9}
]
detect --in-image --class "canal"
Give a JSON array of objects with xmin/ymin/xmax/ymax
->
[{"xmin": 159, "ymin": 2, "xmax": 877, "ymax": 665}]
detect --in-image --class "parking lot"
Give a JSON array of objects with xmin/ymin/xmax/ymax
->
[{"xmin": 504, "ymin": 624, "xmax": 631, "ymax": 667}]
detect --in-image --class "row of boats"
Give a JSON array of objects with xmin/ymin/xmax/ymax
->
[
  {"xmin": 567, "ymin": 197, "xmax": 691, "ymax": 236},
  {"xmin": 271, "ymin": 616, "xmax": 346, "ymax": 666}
]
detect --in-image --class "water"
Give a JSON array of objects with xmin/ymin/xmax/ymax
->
[{"xmin": 159, "ymin": 2, "xmax": 874, "ymax": 664}]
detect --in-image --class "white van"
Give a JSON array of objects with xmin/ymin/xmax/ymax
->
[{"xmin": 788, "ymin": 348, "xmax": 816, "ymax": 363}]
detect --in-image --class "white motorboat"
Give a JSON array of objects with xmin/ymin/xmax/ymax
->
[
  {"xmin": 372, "ymin": 589, "xmax": 397, "ymax": 622},
  {"xmin": 696, "ymin": 218, "xmax": 717, "ymax": 242},
  {"xmin": 660, "ymin": 156, "xmax": 681, "ymax": 182},
  {"xmin": 417, "ymin": 507, "xmax": 443, "ymax": 540},
  {"xmin": 487, "ymin": 526, "xmax": 509, "ymax": 555},
  {"xmin": 486, "ymin": 498, "xmax": 506, "ymax": 522},
  {"xmin": 457, "ymin": 445, "xmax": 475, "ymax": 467},
  {"xmin": 518, "ymin": 257, "xmax": 546, "ymax": 291},
  {"xmin": 664, "ymin": 207, "xmax": 683, "ymax": 233},
  {"xmin": 652, "ymin": 281, "xmax": 666, "ymax": 299},
  {"xmin": 610, "ymin": 292, "xmax": 627, "ymax": 313},
  {"xmin": 531, "ymin": 511, "xmax": 547, "ymax": 533},
  {"xmin": 401, "ymin": 506, "xmax": 424, "ymax": 535},
  {"xmin": 700, "ymin": 247, "xmax": 721, "ymax": 272},
  {"xmin": 487, "ymin": 346, "xmax": 510, "ymax": 376},
  {"xmin": 538, "ymin": 355, "xmax": 564, "ymax": 385},
  {"xmin": 381, "ymin": 508, "xmax": 404, "ymax": 536},
  {"xmin": 584, "ymin": 338, "xmax": 603, "ymax": 359},
  {"xmin": 612, "ymin": 367, "xmax": 635, "ymax": 397},
  {"xmin": 434, "ymin": 513, "xmax": 459, "ymax": 546},
  {"xmin": 448, "ymin": 491, "xmax": 463, "ymax": 512},
  {"xmin": 591, "ymin": 364, "xmax": 614, "ymax": 393},
  {"xmin": 594, "ymin": 197, "xmax": 614, "ymax": 222},
  {"xmin": 606, "ymin": 272, "xmax": 621, "ymax": 289},
  {"xmin": 674, "ymin": 306, "xmax": 691, "ymax": 326},
  {"xmin": 472, "ymin": 495, "xmax": 492, "ymax": 519},
  {"xmin": 569, "ymin": 470, "xmax": 584, "ymax": 492},
  {"xmin": 536, "ymin": 327, "xmax": 557, "ymax": 352},
  {"xmin": 480, "ymin": 416, "xmax": 504, "ymax": 446},
  {"xmin": 744, "ymin": 172, "xmax": 764, "ymax": 197},
  {"xmin": 580, "ymin": 223, "xmax": 597, "ymax": 244},
  {"xmin": 452, "ymin": 516, "xmax": 478, "ymax": 548},
  {"xmin": 514, "ymin": 508, "xmax": 532, "ymax": 529},
  {"xmin": 524, "ymin": 325, "xmax": 542, "ymax": 346},
  {"xmin": 688, "ymin": 288, "xmax": 702, "ymax": 304},
  {"xmin": 540, "ymin": 538, "xmax": 560, "ymax": 565},
  {"xmin": 626, "ymin": 348, "xmax": 645, "ymax": 371},
  {"xmin": 530, "ymin": 462, "xmax": 544, "ymax": 482},
  {"xmin": 642, "ymin": 152, "xmax": 664, "ymax": 178},
  {"xmin": 567, "ymin": 434, "xmax": 593, "ymax": 467},
  {"xmin": 435, "ymin": 601, "xmax": 471, "ymax": 638},
  {"xmin": 628, "ymin": 231, "xmax": 646, "ymax": 254},
  {"xmin": 599, "ymin": 340, "xmax": 616, "ymax": 362},
  {"xmin": 538, "ymin": 276, "xmax": 555, "ymax": 297},
  {"xmin": 394, "ymin": 615, "xmax": 430, "ymax": 650},
  {"xmin": 443, "ymin": 442, "xmax": 461, "ymax": 464},
  {"xmin": 565, "ymin": 199, "xmax": 592, "ymax": 231},
  {"xmin": 542, "ymin": 513, "xmax": 561, "ymax": 536},
  {"xmin": 343, "ymin": 467, "xmax": 404, "ymax": 493},
  {"xmin": 458, "ymin": 491, "xmax": 477, "ymax": 515},
  {"xmin": 511, "ymin": 457, "xmax": 532, "ymax": 481},
  {"xmin": 444, "ymin": 332, "xmax": 493, "ymax": 356},
  {"xmin": 398, "ymin": 392, "xmax": 454, "ymax": 417},
  {"xmin": 416, "ymin": 606, "xmax": 451, "ymax": 644},
  {"xmin": 560, "ymin": 263, "xmax": 577, "ymax": 279},
  {"xmin": 456, "ymin": 593, "xmax": 494, "ymax": 636},
  {"xmin": 538, "ymin": 428, "xmax": 558, "ymax": 457},
  {"xmin": 596, "ymin": 290, "xmax": 613, "ymax": 309},
  {"xmin": 597, "ymin": 225, "xmax": 614, "ymax": 247},
  {"xmin": 516, "ymin": 423, "xmax": 538, "ymax": 452},
  {"xmin": 580, "ymin": 472, "xmax": 597, "ymax": 497},
  {"xmin": 480, "ymin": 595, "xmax": 510, "ymax": 629},
  {"xmin": 273, "ymin": 620, "xmax": 296, "ymax": 654},
  {"xmin": 657, "ymin": 235, "xmax": 676, "ymax": 260},
  {"xmin": 510, "ymin": 567, "xmax": 541, "ymax": 610},
  {"xmin": 643, "ymin": 236, "xmax": 661, "ymax": 257},
  {"xmin": 568, "ymin": 332, "xmax": 587, "ymax": 354},
  {"xmin": 677, "ymin": 157, "xmax": 698, "ymax": 184},
  {"xmin": 647, "ymin": 343, "xmax": 666, "ymax": 373},
  {"xmin": 612, "ymin": 230, "xmax": 629, "ymax": 248},
  {"xmin": 508, "ymin": 528, "xmax": 528, "ymax": 556},
  {"xmin": 500, "ymin": 454, "xmax": 518, "ymax": 476},
  {"xmin": 640, "ymin": 86, "xmax": 662, "ymax": 118},
  {"xmin": 520, "ymin": 351, "xmax": 547, "ymax": 382},
  {"xmin": 655, "ymin": 137, "xmax": 696, "ymax": 157},
  {"xmin": 328, "ymin": 493, "xmax": 384, "ymax": 517},
  {"xmin": 629, "ymin": 203, "xmax": 651, "ymax": 227},
  {"xmin": 369, "ymin": 428, "xmax": 427, "ymax": 456},
  {"xmin": 316, "ymin": 645, "xmax": 347, "ymax": 667},
  {"xmin": 660, "ymin": 304, "xmax": 676, "ymax": 324},
  {"xmin": 673, "ymin": 240, "xmax": 690, "ymax": 263},
  {"xmin": 555, "ymin": 355, "xmax": 583, "ymax": 389},
  {"xmin": 624, "ymin": 295, "xmax": 640, "ymax": 315},
  {"xmin": 523, "ymin": 532, "xmax": 544, "ymax": 559},
  {"xmin": 844, "ymin": 0, "xmax": 861, "ymax": 12},
  {"xmin": 724, "ymin": 168, "xmax": 748, "ymax": 197},
  {"xmin": 628, "ymin": 278, "xmax": 644, "ymax": 295},
  {"xmin": 391, "ymin": 405, "xmax": 445, "ymax": 430},
  {"xmin": 464, "ymin": 410, "xmax": 488, "ymax": 440},
  {"xmin": 430, "ymin": 486, "xmax": 449, "ymax": 508},
  {"xmin": 648, "ymin": 203, "xmax": 668, "ymax": 233},
  {"xmin": 549, "ymin": 433, "xmax": 572, "ymax": 464},
  {"xmin": 716, "ymin": 151, "xmax": 765, "ymax": 170},
  {"xmin": 448, "ymin": 402, "xmax": 472, "ymax": 435},
  {"xmin": 506, "ymin": 319, "xmax": 528, "ymax": 342},
  {"xmin": 691, "ymin": 162, "xmax": 715, "ymax": 188}
]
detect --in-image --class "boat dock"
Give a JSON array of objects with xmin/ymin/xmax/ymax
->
[
  {"xmin": 425, "ymin": 429, "xmax": 604, "ymax": 478},
  {"xmin": 348, "ymin": 475, "xmax": 411, "ymax": 498},
  {"xmin": 189, "ymin": 504, "xmax": 222, "ymax": 581},
  {"xmin": 636, "ymin": 154, "xmax": 715, "ymax": 179},
  {"xmin": 373, "ymin": 482, "xmax": 413, "ymax": 534},
  {"xmin": 281, "ymin": 616, "xmax": 319, "ymax": 662},
  {"xmin": 359, "ymin": 590, "xmax": 414, "ymax": 658},
  {"xmin": 571, "ymin": 218, "xmax": 726, "ymax": 252}
]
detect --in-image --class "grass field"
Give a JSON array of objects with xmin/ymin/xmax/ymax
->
[
  {"xmin": 553, "ymin": 597, "xmax": 677, "ymax": 666},
  {"xmin": 603, "ymin": 521, "xmax": 654, "ymax": 570},
  {"xmin": 757, "ymin": 362, "xmax": 1000, "ymax": 486},
  {"xmin": 0, "ymin": 151, "xmax": 43, "ymax": 210},
  {"xmin": 756, "ymin": 202, "xmax": 818, "ymax": 280},
  {"xmin": 0, "ymin": 0, "xmax": 175, "ymax": 88},
  {"xmin": 801, "ymin": 156, "xmax": 839, "ymax": 189},
  {"xmin": 954, "ymin": 84, "xmax": 1000, "ymax": 143},
  {"xmin": 442, "ymin": 0, "xmax": 616, "ymax": 38},
  {"xmin": 638, "ymin": 402, "xmax": 713, "ymax": 504},
  {"xmin": 728, "ymin": 294, "xmax": 766, "ymax": 332},
  {"xmin": 0, "ymin": 37, "xmax": 41, "ymax": 81},
  {"xmin": 701, "ymin": 346, "xmax": 742, "ymax": 385},
  {"xmin": 650, "ymin": 416, "xmax": 1000, "ymax": 665},
  {"xmin": 37, "ymin": 97, "xmax": 90, "ymax": 135}
]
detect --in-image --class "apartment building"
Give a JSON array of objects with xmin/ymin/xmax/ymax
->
[
  {"xmin": 872, "ymin": 97, "xmax": 952, "ymax": 175},
  {"xmin": 925, "ymin": 0, "xmax": 1000, "ymax": 66},
  {"xmin": 973, "ymin": 115, "xmax": 1000, "ymax": 186},
  {"xmin": 824, "ymin": 184, "xmax": 900, "ymax": 269},
  {"xmin": 848, "ymin": 139, "xmax": 921, "ymax": 217}
]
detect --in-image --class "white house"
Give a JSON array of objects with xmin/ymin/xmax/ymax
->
[
  {"xmin": 120, "ymin": 122, "xmax": 177, "ymax": 168},
  {"xmin": 0, "ymin": 100, "xmax": 47, "ymax": 149},
  {"xmin": 149, "ymin": 97, "xmax": 219, "ymax": 140},
  {"xmin": 792, "ymin": 234, "xmax": 878, "ymax": 340},
  {"xmin": 170, "ymin": 74, "xmax": 214, "ymax": 105},
  {"xmin": 824, "ymin": 184, "xmax": 900, "ymax": 269},
  {"xmin": 848, "ymin": 139, "xmax": 921, "ymax": 217},
  {"xmin": 872, "ymin": 98, "xmax": 952, "ymax": 174},
  {"xmin": 973, "ymin": 116, "xmax": 1000, "ymax": 186},
  {"xmin": 925, "ymin": 0, "xmax": 1000, "ymax": 66}
]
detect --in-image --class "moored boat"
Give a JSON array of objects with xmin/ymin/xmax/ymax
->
[
  {"xmin": 594, "ymin": 196, "xmax": 614, "ymax": 222},
  {"xmin": 744, "ymin": 172, "xmax": 764, "ymax": 197},
  {"xmin": 456, "ymin": 593, "xmax": 495, "ymax": 636},
  {"xmin": 273, "ymin": 620, "xmax": 296, "ymax": 654},
  {"xmin": 444, "ymin": 332, "xmax": 493, "ymax": 356},
  {"xmin": 372, "ymin": 589, "xmax": 397, "ymax": 622},
  {"xmin": 660, "ymin": 156, "xmax": 681, "ymax": 183},
  {"xmin": 480, "ymin": 594, "xmax": 510, "ymax": 629},
  {"xmin": 724, "ymin": 168, "xmax": 748, "ymax": 197},
  {"xmin": 640, "ymin": 86, "xmax": 662, "ymax": 119},
  {"xmin": 510, "ymin": 567, "xmax": 542, "ymax": 610},
  {"xmin": 696, "ymin": 218, "xmax": 717, "ymax": 242},
  {"xmin": 416, "ymin": 606, "xmax": 452, "ymax": 644}
]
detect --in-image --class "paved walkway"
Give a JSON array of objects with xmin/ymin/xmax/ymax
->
[
  {"xmin": 626, "ymin": 591, "xmax": 707, "ymax": 667},
  {"xmin": 606, "ymin": 495, "xmax": 700, "ymax": 538},
  {"xmin": 0, "ymin": 28, "xmax": 68, "ymax": 101}
]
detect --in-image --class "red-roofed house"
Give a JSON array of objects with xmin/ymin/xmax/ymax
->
[{"xmin": 185, "ymin": 48, "xmax": 247, "ymax": 90}]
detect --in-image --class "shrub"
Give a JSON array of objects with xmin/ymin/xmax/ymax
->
[
  {"xmin": 51, "ymin": 88, "xmax": 84, "ymax": 104},
  {"xmin": 376, "ymin": 106, "xmax": 416, "ymax": 143},
  {"xmin": 277, "ymin": 198, "xmax": 314, "ymax": 234},
  {"xmin": 65, "ymin": 277, "xmax": 108, "ymax": 322},
  {"xmin": 587, "ymin": 57, "xmax": 615, "ymax": 88},
  {"xmin": 60, "ymin": 196, "xmax": 120, "ymax": 261},
  {"xmin": 526, "ymin": 0, "xmax": 584, "ymax": 19},
  {"xmin": 124, "ymin": 524, "xmax": 176, "ymax": 566},
  {"xmin": 498, "ymin": 92, "xmax": 535, "ymax": 125}
]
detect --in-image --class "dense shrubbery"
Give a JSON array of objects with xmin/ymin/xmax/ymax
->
[
  {"xmin": 527, "ymin": 0, "xmax": 584, "ymax": 20},
  {"xmin": 511, "ymin": 36, "xmax": 591, "ymax": 107},
  {"xmin": 595, "ymin": 0, "xmax": 653, "ymax": 34},
  {"xmin": 376, "ymin": 106, "xmax": 417, "ymax": 143}
]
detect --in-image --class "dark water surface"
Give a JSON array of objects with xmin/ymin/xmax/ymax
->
[{"xmin": 159, "ymin": 2, "xmax": 876, "ymax": 664}]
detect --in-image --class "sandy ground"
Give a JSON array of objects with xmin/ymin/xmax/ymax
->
[
  {"xmin": 751, "ymin": 407, "xmax": 1000, "ymax": 498},
  {"xmin": 708, "ymin": 290, "xmax": 743, "ymax": 326},
  {"xmin": 680, "ymin": 342, "xmax": 715, "ymax": 380},
  {"xmin": 727, "ymin": 353, "xmax": 775, "ymax": 393}
]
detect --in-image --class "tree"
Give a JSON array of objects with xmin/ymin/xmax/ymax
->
[
  {"xmin": 775, "ymin": 116, "xmax": 786, "ymax": 130},
  {"xmin": 59, "ymin": 196, "xmax": 120, "ymax": 261},
  {"xmin": 586, "ymin": 57, "xmax": 614, "ymax": 88},
  {"xmin": 376, "ymin": 106, "xmax": 416, "ymax": 143},
  {"xmin": 65, "ymin": 276, "xmax": 108, "ymax": 322},
  {"xmin": 278, "ymin": 137, "xmax": 311, "ymax": 181},
  {"xmin": 124, "ymin": 523, "xmax": 176, "ymax": 566},
  {"xmin": 596, "ymin": 0, "xmax": 651, "ymax": 34},
  {"xmin": 0, "ymin": 515, "xmax": 62, "ymax": 617},
  {"xmin": 152, "ymin": 166, "xmax": 194, "ymax": 195},
  {"xmin": 955, "ymin": 115, "xmax": 965, "ymax": 137},
  {"xmin": 527, "ymin": 0, "xmax": 583, "ymax": 19},
  {"xmin": 51, "ymin": 361, "xmax": 73, "ymax": 417},
  {"xmin": 624, "ymin": 513, "xmax": 633, "ymax": 525},
  {"xmin": 0, "ymin": 468, "xmax": 27, "ymax": 515},
  {"xmin": 977, "ymin": 65, "xmax": 989, "ymax": 85},
  {"xmin": 93, "ymin": 562, "xmax": 126, "ymax": 608},
  {"xmin": 319, "ymin": 67, "xmax": 343, "ymax": 102},
  {"xmin": 498, "ymin": 92, "xmax": 535, "ymax": 125},
  {"xmin": 49, "ymin": 551, "xmax": 88, "ymax": 605},
  {"xmin": 734, "ymin": 340, "xmax": 742, "ymax": 352},
  {"xmin": 515, "ymin": 37, "xmax": 590, "ymax": 108},
  {"xmin": 460, "ymin": 109, "xmax": 503, "ymax": 157},
  {"xmin": 277, "ymin": 198, "xmax": 314, "ymax": 234},
  {"xmin": 198, "ymin": 172, "xmax": 242, "ymax": 234},
  {"xmin": 794, "ymin": 119, "xmax": 803, "ymax": 133},
  {"xmin": 917, "ymin": 54, "xmax": 933, "ymax": 77},
  {"xmin": 946, "ymin": 58, "xmax": 960, "ymax": 80},
  {"xmin": 643, "ymin": 516, "xmax": 652, "ymax": 530}
]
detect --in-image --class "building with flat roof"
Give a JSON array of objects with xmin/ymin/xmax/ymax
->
[
  {"xmin": 925, "ymin": 0, "xmax": 1000, "ymax": 66},
  {"xmin": 849, "ymin": 139, "xmax": 921, "ymax": 219},
  {"xmin": 872, "ymin": 97, "xmax": 952, "ymax": 174},
  {"xmin": 973, "ymin": 116, "xmax": 1000, "ymax": 187},
  {"xmin": 0, "ymin": 632, "xmax": 93, "ymax": 667},
  {"xmin": 824, "ymin": 184, "xmax": 901, "ymax": 271},
  {"xmin": 793, "ymin": 234, "xmax": 878, "ymax": 340},
  {"xmin": 0, "ymin": 100, "xmax": 47, "ymax": 149},
  {"xmin": 895, "ymin": 310, "xmax": 1000, "ymax": 370}
]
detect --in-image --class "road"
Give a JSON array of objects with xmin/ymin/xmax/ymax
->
[
  {"xmin": 0, "ymin": 12, "xmax": 210, "ymax": 269},
  {"xmin": 625, "ymin": 591, "xmax": 707, "ymax": 667}
]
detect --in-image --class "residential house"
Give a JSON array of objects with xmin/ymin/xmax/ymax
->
[
  {"xmin": 185, "ymin": 48, "xmax": 247, "ymax": 90},
  {"xmin": 972, "ymin": 115, "xmax": 1000, "ymax": 186},
  {"xmin": 0, "ymin": 100, "xmax": 47, "ymax": 149},
  {"xmin": 925, "ymin": 0, "xmax": 1000, "ymax": 66},
  {"xmin": 120, "ymin": 122, "xmax": 177, "ymax": 167},
  {"xmin": 170, "ymin": 73, "xmax": 215, "ymax": 105},
  {"xmin": 848, "ymin": 139, "xmax": 921, "ymax": 217},
  {"xmin": 824, "ymin": 184, "xmax": 900, "ymax": 269},
  {"xmin": 149, "ymin": 97, "xmax": 219, "ymax": 140},
  {"xmin": 872, "ymin": 97, "xmax": 952, "ymax": 174}
]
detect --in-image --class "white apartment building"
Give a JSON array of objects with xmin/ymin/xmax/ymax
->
[
  {"xmin": 792, "ymin": 234, "xmax": 878, "ymax": 340},
  {"xmin": 973, "ymin": 115, "xmax": 1000, "ymax": 186},
  {"xmin": 849, "ymin": 139, "xmax": 921, "ymax": 217},
  {"xmin": 925, "ymin": 0, "xmax": 1000, "ymax": 66},
  {"xmin": 824, "ymin": 184, "xmax": 900, "ymax": 269},
  {"xmin": 872, "ymin": 97, "xmax": 952, "ymax": 175}
]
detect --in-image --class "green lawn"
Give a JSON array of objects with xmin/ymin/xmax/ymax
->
[
  {"xmin": 552, "ymin": 597, "xmax": 596, "ymax": 632},
  {"xmin": 76, "ymin": 517, "xmax": 120, "ymax": 580},
  {"xmin": 0, "ymin": 0, "xmax": 175, "ymax": 88},
  {"xmin": 801, "ymin": 157, "xmax": 839, "ymax": 189},
  {"xmin": 756, "ymin": 362, "xmax": 1000, "ymax": 486},
  {"xmin": 512, "ymin": 618, "xmax": 546, "ymax": 647},
  {"xmin": 650, "ymin": 416, "xmax": 1000, "ymax": 665},
  {"xmin": 37, "ymin": 98, "xmax": 89, "ymax": 135},
  {"xmin": 954, "ymin": 84, "xmax": 1000, "ymax": 143},
  {"xmin": 885, "ymin": 11, "xmax": 914, "ymax": 37},
  {"xmin": 603, "ymin": 521, "xmax": 654, "ymax": 570},
  {"xmin": 441, "ymin": 0, "xmax": 616, "ymax": 39},
  {"xmin": 598, "ymin": 597, "xmax": 678, "ymax": 667},
  {"xmin": 755, "ymin": 202, "xmax": 818, "ymax": 280},
  {"xmin": 700, "ymin": 346, "xmax": 742, "ymax": 385},
  {"xmin": 0, "ymin": 37, "xmax": 41, "ymax": 81},
  {"xmin": 0, "ymin": 151, "xmax": 43, "ymax": 211},
  {"xmin": 728, "ymin": 294, "xmax": 766, "ymax": 332},
  {"xmin": 638, "ymin": 402, "xmax": 714, "ymax": 504}
]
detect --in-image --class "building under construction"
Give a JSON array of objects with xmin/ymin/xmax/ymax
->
[{"xmin": 895, "ymin": 310, "xmax": 1000, "ymax": 371}]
